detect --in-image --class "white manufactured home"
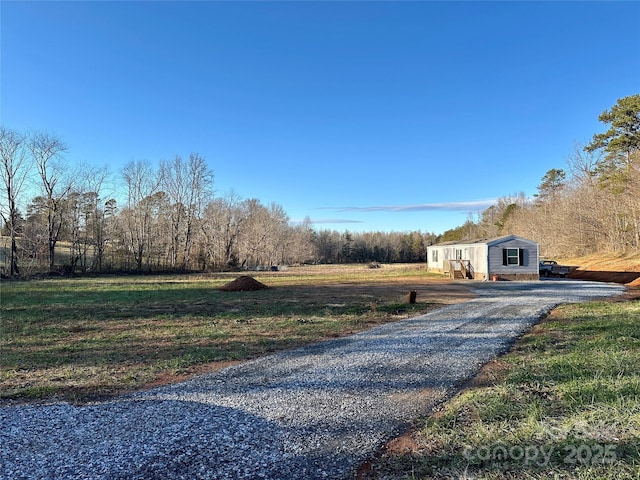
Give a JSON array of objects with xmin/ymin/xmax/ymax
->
[{"xmin": 426, "ymin": 235, "xmax": 540, "ymax": 281}]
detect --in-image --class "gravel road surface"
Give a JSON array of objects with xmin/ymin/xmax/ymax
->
[{"xmin": 1, "ymin": 280, "xmax": 625, "ymax": 480}]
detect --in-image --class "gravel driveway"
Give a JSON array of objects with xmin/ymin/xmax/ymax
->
[{"xmin": 1, "ymin": 280, "xmax": 625, "ymax": 480}]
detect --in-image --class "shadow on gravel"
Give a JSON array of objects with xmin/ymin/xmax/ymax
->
[{"xmin": 1, "ymin": 398, "xmax": 327, "ymax": 480}]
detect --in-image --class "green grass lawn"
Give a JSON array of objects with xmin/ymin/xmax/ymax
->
[
  {"xmin": 0, "ymin": 265, "xmax": 446, "ymax": 403},
  {"xmin": 371, "ymin": 296, "xmax": 640, "ymax": 479}
]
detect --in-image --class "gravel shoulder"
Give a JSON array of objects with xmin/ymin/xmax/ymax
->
[{"xmin": 0, "ymin": 280, "xmax": 625, "ymax": 480}]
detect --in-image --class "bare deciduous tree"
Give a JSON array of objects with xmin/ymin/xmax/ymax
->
[
  {"xmin": 27, "ymin": 131, "xmax": 69, "ymax": 271},
  {"xmin": 567, "ymin": 141, "xmax": 600, "ymax": 185},
  {"xmin": 200, "ymin": 192, "xmax": 248, "ymax": 270},
  {"xmin": 121, "ymin": 160, "xmax": 161, "ymax": 271},
  {"xmin": 79, "ymin": 166, "xmax": 114, "ymax": 272},
  {"xmin": 161, "ymin": 153, "xmax": 214, "ymax": 270},
  {"xmin": 0, "ymin": 127, "xmax": 30, "ymax": 276}
]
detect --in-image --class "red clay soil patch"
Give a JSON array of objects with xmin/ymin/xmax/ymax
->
[
  {"xmin": 354, "ymin": 431, "xmax": 422, "ymax": 480},
  {"xmin": 465, "ymin": 359, "xmax": 511, "ymax": 388},
  {"xmin": 627, "ymin": 277, "xmax": 640, "ymax": 287},
  {"xmin": 617, "ymin": 287, "xmax": 640, "ymax": 301},
  {"xmin": 567, "ymin": 269, "xmax": 640, "ymax": 285},
  {"xmin": 141, "ymin": 360, "xmax": 242, "ymax": 392},
  {"xmin": 218, "ymin": 275, "xmax": 269, "ymax": 292}
]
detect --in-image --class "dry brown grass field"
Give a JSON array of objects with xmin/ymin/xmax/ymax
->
[{"xmin": 2, "ymin": 256, "xmax": 637, "ymax": 405}]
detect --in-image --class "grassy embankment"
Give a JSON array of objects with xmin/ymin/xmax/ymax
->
[
  {"xmin": 369, "ymin": 294, "xmax": 640, "ymax": 479},
  {"xmin": 561, "ymin": 252, "xmax": 640, "ymax": 286},
  {"xmin": 1, "ymin": 264, "xmax": 455, "ymax": 403}
]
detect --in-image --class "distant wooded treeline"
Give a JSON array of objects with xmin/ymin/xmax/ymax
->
[{"xmin": 1, "ymin": 95, "xmax": 638, "ymax": 276}]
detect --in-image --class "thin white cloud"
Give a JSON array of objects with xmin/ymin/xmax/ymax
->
[
  {"xmin": 318, "ymin": 199, "xmax": 497, "ymax": 213},
  {"xmin": 308, "ymin": 218, "xmax": 364, "ymax": 224}
]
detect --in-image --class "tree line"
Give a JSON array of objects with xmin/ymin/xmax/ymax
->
[
  {"xmin": 0, "ymin": 132, "xmax": 435, "ymax": 276},
  {"xmin": 439, "ymin": 94, "xmax": 640, "ymax": 258}
]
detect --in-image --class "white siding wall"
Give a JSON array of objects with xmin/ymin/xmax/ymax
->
[
  {"xmin": 427, "ymin": 246, "xmax": 442, "ymax": 270},
  {"xmin": 466, "ymin": 245, "xmax": 488, "ymax": 276},
  {"xmin": 427, "ymin": 244, "xmax": 488, "ymax": 277},
  {"xmin": 427, "ymin": 246, "xmax": 450, "ymax": 270}
]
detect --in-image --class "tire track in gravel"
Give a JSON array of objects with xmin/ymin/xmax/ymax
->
[{"xmin": 0, "ymin": 281, "xmax": 625, "ymax": 480}]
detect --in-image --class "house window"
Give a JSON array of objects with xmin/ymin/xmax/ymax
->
[
  {"xmin": 432, "ymin": 250, "xmax": 438, "ymax": 262},
  {"xmin": 455, "ymin": 249, "xmax": 463, "ymax": 260},
  {"xmin": 503, "ymin": 248, "xmax": 523, "ymax": 266}
]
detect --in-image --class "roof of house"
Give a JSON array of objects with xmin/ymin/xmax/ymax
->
[{"xmin": 428, "ymin": 234, "xmax": 538, "ymax": 248}]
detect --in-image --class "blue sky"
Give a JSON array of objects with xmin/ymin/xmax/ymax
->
[{"xmin": 2, "ymin": 1, "xmax": 639, "ymax": 234}]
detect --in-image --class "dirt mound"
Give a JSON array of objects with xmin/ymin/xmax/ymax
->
[{"xmin": 219, "ymin": 275, "xmax": 269, "ymax": 292}]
